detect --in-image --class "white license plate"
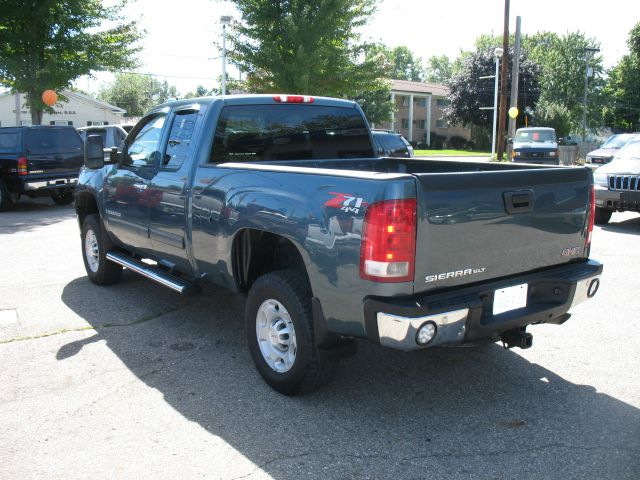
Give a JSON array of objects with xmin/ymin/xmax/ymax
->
[{"xmin": 493, "ymin": 283, "xmax": 528, "ymax": 315}]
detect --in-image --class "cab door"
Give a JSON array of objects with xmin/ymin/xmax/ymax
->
[
  {"xmin": 146, "ymin": 107, "xmax": 201, "ymax": 272},
  {"xmin": 102, "ymin": 114, "xmax": 167, "ymax": 251}
]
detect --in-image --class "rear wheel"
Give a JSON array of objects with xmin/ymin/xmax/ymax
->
[
  {"xmin": 245, "ymin": 270, "xmax": 337, "ymax": 395},
  {"xmin": 0, "ymin": 180, "xmax": 15, "ymax": 211},
  {"xmin": 594, "ymin": 207, "xmax": 612, "ymax": 225},
  {"xmin": 51, "ymin": 190, "xmax": 74, "ymax": 205},
  {"xmin": 81, "ymin": 214, "xmax": 122, "ymax": 285}
]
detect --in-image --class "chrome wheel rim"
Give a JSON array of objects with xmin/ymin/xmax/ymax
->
[
  {"xmin": 84, "ymin": 229, "xmax": 100, "ymax": 273},
  {"xmin": 256, "ymin": 299, "xmax": 297, "ymax": 373}
]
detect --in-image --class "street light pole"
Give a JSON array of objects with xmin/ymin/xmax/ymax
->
[
  {"xmin": 582, "ymin": 46, "xmax": 600, "ymax": 141},
  {"xmin": 220, "ymin": 16, "xmax": 232, "ymax": 96},
  {"xmin": 491, "ymin": 47, "xmax": 503, "ymax": 161}
]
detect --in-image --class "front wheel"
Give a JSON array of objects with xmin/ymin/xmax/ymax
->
[
  {"xmin": 594, "ymin": 207, "xmax": 612, "ymax": 225},
  {"xmin": 51, "ymin": 190, "xmax": 74, "ymax": 205},
  {"xmin": 81, "ymin": 214, "xmax": 122, "ymax": 285},
  {"xmin": 245, "ymin": 270, "xmax": 337, "ymax": 395}
]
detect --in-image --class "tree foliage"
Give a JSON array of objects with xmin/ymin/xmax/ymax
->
[
  {"xmin": 0, "ymin": 0, "xmax": 142, "ymax": 124},
  {"xmin": 424, "ymin": 55, "xmax": 460, "ymax": 84},
  {"xmin": 386, "ymin": 46, "xmax": 425, "ymax": 81},
  {"xmin": 98, "ymin": 73, "xmax": 178, "ymax": 117},
  {"xmin": 603, "ymin": 22, "xmax": 640, "ymax": 132},
  {"xmin": 228, "ymin": 0, "xmax": 385, "ymax": 98},
  {"xmin": 444, "ymin": 48, "xmax": 541, "ymax": 129},
  {"xmin": 534, "ymin": 100, "xmax": 573, "ymax": 138}
]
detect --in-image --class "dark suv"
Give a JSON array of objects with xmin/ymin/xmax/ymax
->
[{"xmin": 0, "ymin": 126, "xmax": 84, "ymax": 210}]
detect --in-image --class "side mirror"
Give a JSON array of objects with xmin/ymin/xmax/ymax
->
[{"xmin": 84, "ymin": 135, "xmax": 104, "ymax": 169}]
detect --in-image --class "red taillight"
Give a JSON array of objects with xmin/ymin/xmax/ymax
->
[
  {"xmin": 360, "ymin": 199, "xmax": 417, "ymax": 283},
  {"xmin": 586, "ymin": 185, "xmax": 595, "ymax": 250},
  {"xmin": 272, "ymin": 95, "xmax": 314, "ymax": 104},
  {"xmin": 18, "ymin": 156, "xmax": 28, "ymax": 175}
]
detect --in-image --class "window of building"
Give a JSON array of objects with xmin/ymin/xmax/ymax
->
[
  {"xmin": 413, "ymin": 119, "xmax": 426, "ymax": 129},
  {"xmin": 436, "ymin": 119, "xmax": 449, "ymax": 129},
  {"xmin": 401, "ymin": 118, "xmax": 409, "ymax": 129},
  {"xmin": 417, "ymin": 99, "xmax": 427, "ymax": 107}
]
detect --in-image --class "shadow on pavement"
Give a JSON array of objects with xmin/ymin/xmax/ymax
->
[
  {"xmin": 601, "ymin": 215, "xmax": 640, "ymax": 235},
  {"xmin": 0, "ymin": 197, "xmax": 75, "ymax": 234},
  {"xmin": 60, "ymin": 275, "xmax": 640, "ymax": 479}
]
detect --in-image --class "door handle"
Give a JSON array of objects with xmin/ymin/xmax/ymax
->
[{"xmin": 503, "ymin": 190, "xmax": 534, "ymax": 214}]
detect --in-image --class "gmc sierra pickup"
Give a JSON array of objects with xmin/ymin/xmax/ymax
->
[{"xmin": 75, "ymin": 94, "xmax": 602, "ymax": 395}]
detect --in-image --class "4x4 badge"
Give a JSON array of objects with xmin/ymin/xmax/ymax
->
[{"xmin": 324, "ymin": 192, "xmax": 368, "ymax": 214}]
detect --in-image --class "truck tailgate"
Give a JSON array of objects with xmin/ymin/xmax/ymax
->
[{"xmin": 413, "ymin": 167, "xmax": 592, "ymax": 293}]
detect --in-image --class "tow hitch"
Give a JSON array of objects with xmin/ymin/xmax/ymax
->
[{"xmin": 502, "ymin": 327, "xmax": 533, "ymax": 349}]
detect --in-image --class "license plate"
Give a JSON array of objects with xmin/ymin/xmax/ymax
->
[{"xmin": 493, "ymin": 283, "xmax": 528, "ymax": 315}]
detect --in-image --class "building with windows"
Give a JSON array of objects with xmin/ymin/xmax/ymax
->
[
  {"xmin": 0, "ymin": 90, "xmax": 125, "ymax": 127},
  {"xmin": 376, "ymin": 79, "xmax": 471, "ymax": 147}
]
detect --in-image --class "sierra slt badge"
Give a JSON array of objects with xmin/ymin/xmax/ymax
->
[{"xmin": 426, "ymin": 267, "xmax": 487, "ymax": 283}]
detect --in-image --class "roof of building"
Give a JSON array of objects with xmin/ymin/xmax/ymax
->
[
  {"xmin": 390, "ymin": 79, "xmax": 448, "ymax": 97},
  {"xmin": 0, "ymin": 89, "xmax": 126, "ymax": 114}
]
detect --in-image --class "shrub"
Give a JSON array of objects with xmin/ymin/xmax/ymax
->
[
  {"xmin": 429, "ymin": 132, "xmax": 447, "ymax": 149},
  {"xmin": 448, "ymin": 135, "xmax": 468, "ymax": 149}
]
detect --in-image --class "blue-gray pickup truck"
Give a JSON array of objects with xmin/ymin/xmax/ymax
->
[{"xmin": 75, "ymin": 94, "xmax": 603, "ymax": 394}]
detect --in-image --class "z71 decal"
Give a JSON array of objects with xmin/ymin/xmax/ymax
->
[{"xmin": 324, "ymin": 192, "xmax": 368, "ymax": 215}]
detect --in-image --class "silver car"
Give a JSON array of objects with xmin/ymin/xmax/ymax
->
[
  {"xmin": 593, "ymin": 138, "xmax": 640, "ymax": 224},
  {"xmin": 585, "ymin": 133, "xmax": 639, "ymax": 170}
]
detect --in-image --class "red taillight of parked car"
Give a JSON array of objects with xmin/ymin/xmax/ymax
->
[
  {"xmin": 586, "ymin": 186, "xmax": 595, "ymax": 250},
  {"xmin": 360, "ymin": 198, "xmax": 417, "ymax": 283},
  {"xmin": 17, "ymin": 156, "xmax": 28, "ymax": 175}
]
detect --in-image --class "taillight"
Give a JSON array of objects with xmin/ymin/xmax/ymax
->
[
  {"xmin": 585, "ymin": 185, "xmax": 595, "ymax": 252},
  {"xmin": 18, "ymin": 156, "xmax": 28, "ymax": 175},
  {"xmin": 360, "ymin": 199, "xmax": 417, "ymax": 282},
  {"xmin": 272, "ymin": 95, "xmax": 314, "ymax": 103}
]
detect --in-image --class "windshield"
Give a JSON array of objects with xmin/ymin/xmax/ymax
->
[
  {"xmin": 514, "ymin": 129, "xmax": 556, "ymax": 143},
  {"xmin": 615, "ymin": 139, "xmax": 640, "ymax": 161},
  {"xmin": 602, "ymin": 134, "xmax": 638, "ymax": 149}
]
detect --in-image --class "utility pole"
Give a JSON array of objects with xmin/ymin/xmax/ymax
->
[
  {"xmin": 508, "ymin": 16, "xmax": 521, "ymax": 142},
  {"xmin": 582, "ymin": 46, "xmax": 600, "ymax": 141},
  {"xmin": 220, "ymin": 16, "xmax": 232, "ymax": 96},
  {"xmin": 496, "ymin": 0, "xmax": 510, "ymax": 161}
]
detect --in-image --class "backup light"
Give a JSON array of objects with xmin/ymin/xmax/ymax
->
[{"xmin": 416, "ymin": 322, "xmax": 437, "ymax": 345}]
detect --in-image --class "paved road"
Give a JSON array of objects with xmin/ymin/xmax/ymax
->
[{"xmin": 1, "ymin": 198, "xmax": 639, "ymax": 479}]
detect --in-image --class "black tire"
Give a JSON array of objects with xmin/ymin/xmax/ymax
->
[
  {"xmin": 594, "ymin": 207, "xmax": 612, "ymax": 225},
  {"xmin": 81, "ymin": 214, "xmax": 123, "ymax": 285},
  {"xmin": 0, "ymin": 180, "xmax": 14, "ymax": 211},
  {"xmin": 245, "ymin": 270, "xmax": 337, "ymax": 395},
  {"xmin": 51, "ymin": 190, "xmax": 75, "ymax": 205}
]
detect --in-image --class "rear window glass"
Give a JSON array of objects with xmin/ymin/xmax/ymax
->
[
  {"xmin": 0, "ymin": 132, "xmax": 19, "ymax": 151},
  {"xmin": 26, "ymin": 129, "xmax": 83, "ymax": 153},
  {"xmin": 374, "ymin": 134, "xmax": 405, "ymax": 151},
  {"xmin": 210, "ymin": 104, "xmax": 373, "ymax": 162}
]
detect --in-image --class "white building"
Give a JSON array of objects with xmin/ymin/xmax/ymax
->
[{"xmin": 0, "ymin": 90, "xmax": 126, "ymax": 127}]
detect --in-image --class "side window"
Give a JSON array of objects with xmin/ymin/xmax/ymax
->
[
  {"xmin": 125, "ymin": 115, "xmax": 166, "ymax": 168},
  {"xmin": 162, "ymin": 111, "xmax": 197, "ymax": 170}
]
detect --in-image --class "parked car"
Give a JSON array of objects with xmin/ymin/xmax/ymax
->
[
  {"xmin": 75, "ymin": 94, "xmax": 601, "ymax": 394},
  {"xmin": 511, "ymin": 127, "xmax": 559, "ymax": 165},
  {"xmin": 371, "ymin": 130, "xmax": 414, "ymax": 157},
  {"xmin": 585, "ymin": 133, "xmax": 639, "ymax": 170},
  {"xmin": 592, "ymin": 137, "xmax": 640, "ymax": 224},
  {"xmin": 0, "ymin": 126, "xmax": 84, "ymax": 210}
]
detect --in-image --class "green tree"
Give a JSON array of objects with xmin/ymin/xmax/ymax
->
[
  {"xmin": 184, "ymin": 85, "xmax": 213, "ymax": 99},
  {"xmin": 424, "ymin": 55, "xmax": 459, "ymax": 84},
  {"xmin": 526, "ymin": 31, "xmax": 605, "ymax": 131},
  {"xmin": 353, "ymin": 79, "xmax": 394, "ymax": 125},
  {"xmin": 533, "ymin": 100, "xmax": 573, "ymax": 138},
  {"xmin": 603, "ymin": 23, "xmax": 640, "ymax": 131},
  {"xmin": 0, "ymin": 0, "xmax": 142, "ymax": 124},
  {"xmin": 228, "ymin": 0, "xmax": 385, "ymax": 98},
  {"xmin": 98, "ymin": 73, "xmax": 179, "ymax": 117},
  {"xmin": 444, "ymin": 47, "xmax": 541, "ymax": 130},
  {"xmin": 388, "ymin": 46, "xmax": 425, "ymax": 81}
]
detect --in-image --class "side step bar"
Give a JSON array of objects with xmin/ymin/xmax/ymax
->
[{"xmin": 106, "ymin": 252, "xmax": 201, "ymax": 296}]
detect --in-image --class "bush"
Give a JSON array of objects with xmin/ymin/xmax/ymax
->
[
  {"xmin": 429, "ymin": 132, "xmax": 447, "ymax": 149},
  {"xmin": 448, "ymin": 135, "xmax": 468, "ymax": 149},
  {"xmin": 533, "ymin": 101, "xmax": 573, "ymax": 139}
]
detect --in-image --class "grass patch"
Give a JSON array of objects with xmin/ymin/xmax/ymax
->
[{"xmin": 414, "ymin": 149, "xmax": 490, "ymax": 157}]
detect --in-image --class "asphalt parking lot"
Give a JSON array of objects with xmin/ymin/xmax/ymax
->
[{"xmin": 1, "ymin": 197, "xmax": 639, "ymax": 479}]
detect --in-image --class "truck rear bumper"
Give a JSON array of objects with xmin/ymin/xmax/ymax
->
[{"xmin": 363, "ymin": 260, "xmax": 602, "ymax": 351}]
